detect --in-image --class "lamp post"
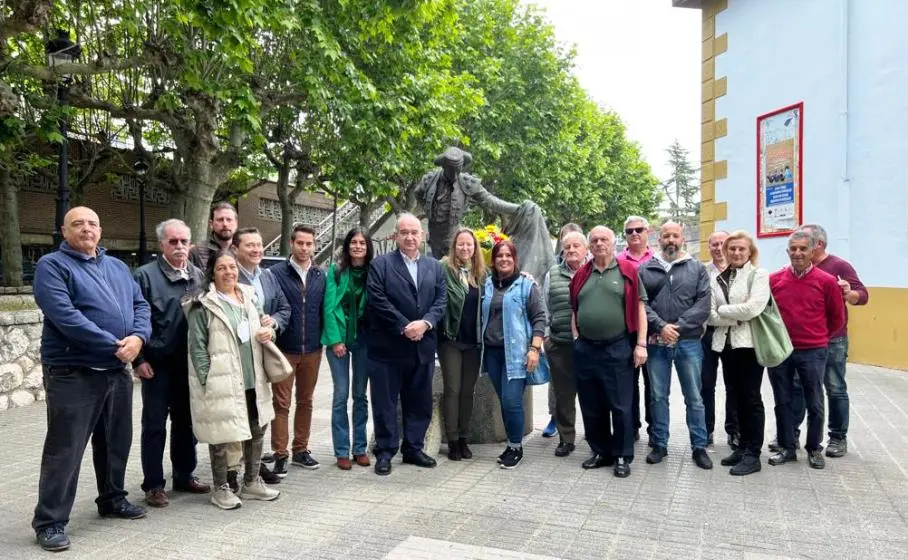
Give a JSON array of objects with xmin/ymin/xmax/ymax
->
[
  {"xmin": 134, "ymin": 160, "xmax": 149, "ymax": 265},
  {"xmin": 45, "ymin": 30, "xmax": 81, "ymax": 249}
]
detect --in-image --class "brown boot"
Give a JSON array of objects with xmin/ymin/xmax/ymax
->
[
  {"xmin": 459, "ymin": 438, "xmax": 473, "ymax": 460},
  {"xmin": 145, "ymin": 488, "xmax": 169, "ymax": 508},
  {"xmin": 336, "ymin": 457, "xmax": 353, "ymax": 470},
  {"xmin": 354, "ymin": 454, "xmax": 371, "ymax": 467}
]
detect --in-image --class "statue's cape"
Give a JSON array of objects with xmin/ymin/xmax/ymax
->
[{"xmin": 503, "ymin": 201, "xmax": 555, "ymax": 284}]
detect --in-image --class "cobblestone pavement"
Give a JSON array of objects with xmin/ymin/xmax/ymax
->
[{"xmin": 1, "ymin": 359, "xmax": 906, "ymax": 559}]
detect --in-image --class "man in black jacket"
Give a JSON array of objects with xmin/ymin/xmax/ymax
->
[
  {"xmin": 133, "ymin": 219, "xmax": 210, "ymax": 508},
  {"xmin": 367, "ymin": 213, "xmax": 447, "ymax": 476},
  {"xmin": 638, "ymin": 222, "xmax": 713, "ymax": 470}
]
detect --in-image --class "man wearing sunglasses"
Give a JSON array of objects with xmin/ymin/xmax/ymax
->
[
  {"xmin": 133, "ymin": 219, "xmax": 210, "ymax": 508},
  {"xmin": 617, "ymin": 216, "xmax": 655, "ymax": 446}
]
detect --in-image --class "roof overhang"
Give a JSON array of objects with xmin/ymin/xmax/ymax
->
[{"xmin": 672, "ymin": 0, "xmax": 703, "ymax": 8}]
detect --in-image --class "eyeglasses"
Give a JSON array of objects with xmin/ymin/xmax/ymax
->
[
  {"xmin": 625, "ymin": 227, "xmax": 645, "ymax": 235},
  {"xmin": 167, "ymin": 238, "xmax": 190, "ymax": 246}
]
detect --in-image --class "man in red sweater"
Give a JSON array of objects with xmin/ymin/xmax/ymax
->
[
  {"xmin": 775, "ymin": 224, "xmax": 869, "ymax": 459},
  {"xmin": 768, "ymin": 230, "xmax": 845, "ymax": 470}
]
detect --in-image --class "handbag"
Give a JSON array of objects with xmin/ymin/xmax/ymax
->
[
  {"xmin": 746, "ymin": 271, "xmax": 794, "ymax": 368},
  {"xmin": 261, "ymin": 340, "xmax": 293, "ymax": 383}
]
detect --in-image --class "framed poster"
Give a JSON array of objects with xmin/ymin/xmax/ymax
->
[{"xmin": 756, "ymin": 102, "xmax": 803, "ymax": 237}]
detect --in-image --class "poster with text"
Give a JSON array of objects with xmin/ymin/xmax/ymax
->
[{"xmin": 757, "ymin": 103, "xmax": 803, "ymax": 237}]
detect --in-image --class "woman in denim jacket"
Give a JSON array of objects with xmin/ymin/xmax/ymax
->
[{"xmin": 481, "ymin": 240, "xmax": 548, "ymax": 469}]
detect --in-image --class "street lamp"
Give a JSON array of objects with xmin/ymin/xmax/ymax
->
[
  {"xmin": 134, "ymin": 159, "xmax": 149, "ymax": 265},
  {"xmin": 45, "ymin": 30, "xmax": 81, "ymax": 249}
]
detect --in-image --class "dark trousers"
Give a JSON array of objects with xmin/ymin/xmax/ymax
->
[
  {"xmin": 574, "ymin": 336, "xmax": 635, "ymax": 461},
  {"xmin": 632, "ymin": 362, "xmax": 652, "ymax": 436},
  {"xmin": 140, "ymin": 360, "xmax": 197, "ymax": 491},
  {"xmin": 701, "ymin": 328, "xmax": 738, "ymax": 437},
  {"xmin": 545, "ymin": 339, "xmax": 577, "ymax": 445},
  {"xmin": 369, "ymin": 359, "xmax": 433, "ymax": 459},
  {"xmin": 438, "ymin": 341, "xmax": 481, "ymax": 441},
  {"xmin": 769, "ymin": 348, "xmax": 827, "ymax": 453},
  {"xmin": 790, "ymin": 336, "xmax": 849, "ymax": 440},
  {"xmin": 721, "ymin": 347, "xmax": 765, "ymax": 456},
  {"xmin": 32, "ymin": 365, "xmax": 133, "ymax": 531}
]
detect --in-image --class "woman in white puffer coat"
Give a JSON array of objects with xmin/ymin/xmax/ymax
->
[{"xmin": 708, "ymin": 230, "xmax": 771, "ymax": 476}]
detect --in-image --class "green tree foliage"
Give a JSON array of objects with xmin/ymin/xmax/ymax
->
[
  {"xmin": 2, "ymin": 0, "xmax": 659, "ymax": 254},
  {"xmin": 661, "ymin": 139, "xmax": 699, "ymax": 225}
]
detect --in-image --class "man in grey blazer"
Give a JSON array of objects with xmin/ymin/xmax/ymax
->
[{"xmin": 233, "ymin": 227, "xmax": 291, "ymax": 484}]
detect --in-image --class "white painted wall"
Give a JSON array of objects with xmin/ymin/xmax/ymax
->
[{"xmin": 714, "ymin": 0, "xmax": 908, "ymax": 287}]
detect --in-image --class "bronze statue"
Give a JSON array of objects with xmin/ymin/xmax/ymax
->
[{"xmin": 415, "ymin": 147, "xmax": 554, "ymax": 281}]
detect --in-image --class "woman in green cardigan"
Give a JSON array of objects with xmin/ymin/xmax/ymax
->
[
  {"xmin": 322, "ymin": 227, "xmax": 374, "ymax": 470},
  {"xmin": 439, "ymin": 227, "xmax": 487, "ymax": 460}
]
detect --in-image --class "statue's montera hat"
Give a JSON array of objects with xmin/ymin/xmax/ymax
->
[{"xmin": 434, "ymin": 146, "xmax": 472, "ymax": 167}]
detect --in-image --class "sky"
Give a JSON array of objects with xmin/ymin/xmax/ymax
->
[{"xmin": 525, "ymin": 0, "xmax": 702, "ymax": 182}]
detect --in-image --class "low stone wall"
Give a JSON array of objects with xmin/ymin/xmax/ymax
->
[{"xmin": 0, "ymin": 289, "xmax": 44, "ymax": 411}]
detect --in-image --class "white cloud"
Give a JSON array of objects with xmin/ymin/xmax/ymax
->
[{"xmin": 524, "ymin": 0, "xmax": 701, "ymax": 181}]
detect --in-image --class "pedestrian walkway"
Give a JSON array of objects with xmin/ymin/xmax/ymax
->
[{"xmin": 0, "ymin": 359, "xmax": 906, "ymax": 559}]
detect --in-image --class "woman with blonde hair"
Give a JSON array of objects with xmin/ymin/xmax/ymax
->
[
  {"xmin": 707, "ymin": 231, "xmax": 770, "ymax": 476},
  {"xmin": 438, "ymin": 227, "xmax": 487, "ymax": 460}
]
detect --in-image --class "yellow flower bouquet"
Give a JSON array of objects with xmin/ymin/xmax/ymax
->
[{"xmin": 474, "ymin": 224, "xmax": 509, "ymax": 267}]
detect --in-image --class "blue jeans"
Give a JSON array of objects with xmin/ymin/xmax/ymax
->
[
  {"xmin": 647, "ymin": 339, "xmax": 708, "ymax": 450},
  {"xmin": 326, "ymin": 337, "xmax": 370, "ymax": 458},
  {"xmin": 484, "ymin": 347, "xmax": 527, "ymax": 446},
  {"xmin": 791, "ymin": 337, "xmax": 848, "ymax": 440},
  {"xmin": 769, "ymin": 347, "xmax": 827, "ymax": 452}
]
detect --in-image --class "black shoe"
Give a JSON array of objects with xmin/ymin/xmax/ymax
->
[
  {"xmin": 582, "ymin": 454, "xmax": 614, "ymax": 469},
  {"xmin": 261, "ymin": 452, "xmax": 275, "ymax": 464},
  {"xmin": 227, "ymin": 470, "xmax": 239, "ymax": 493},
  {"xmin": 728, "ymin": 433, "xmax": 740, "ymax": 451},
  {"xmin": 36, "ymin": 526, "xmax": 70, "ymax": 552},
  {"xmin": 720, "ymin": 450, "xmax": 744, "ymax": 466},
  {"xmin": 808, "ymin": 450, "xmax": 826, "ymax": 469},
  {"xmin": 730, "ymin": 454, "xmax": 762, "ymax": 476},
  {"xmin": 447, "ymin": 442, "xmax": 462, "ymax": 461},
  {"xmin": 707, "ymin": 433, "xmax": 714, "ymax": 446},
  {"xmin": 613, "ymin": 457, "xmax": 631, "ymax": 478},
  {"xmin": 768, "ymin": 449, "xmax": 798, "ymax": 466},
  {"xmin": 375, "ymin": 456, "xmax": 392, "ymax": 476},
  {"xmin": 402, "ymin": 451, "xmax": 437, "ymax": 468},
  {"xmin": 99, "ymin": 500, "xmax": 146, "ymax": 520},
  {"xmin": 459, "ymin": 438, "xmax": 473, "ymax": 460},
  {"xmin": 554, "ymin": 442, "xmax": 575, "ymax": 457},
  {"xmin": 259, "ymin": 464, "xmax": 281, "ymax": 485},
  {"xmin": 692, "ymin": 448, "xmax": 713, "ymax": 470},
  {"xmin": 496, "ymin": 448, "xmax": 507, "ymax": 464},
  {"xmin": 272, "ymin": 457, "xmax": 289, "ymax": 478},
  {"xmin": 292, "ymin": 450, "xmax": 320, "ymax": 470},
  {"xmin": 499, "ymin": 447, "xmax": 523, "ymax": 469},
  {"xmin": 646, "ymin": 447, "xmax": 667, "ymax": 464},
  {"xmin": 826, "ymin": 438, "xmax": 847, "ymax": 458}
]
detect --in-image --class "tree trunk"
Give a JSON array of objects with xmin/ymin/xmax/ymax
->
[
  {"xmin": 275, "ymin": 154, "xmax": 292, "ymax": 257},
  {"xmin": 169, "ymin": 152, "xmax": 225, "ymax": 245},
  {"xmin": 0, "ymin": 169, "xmax": 24, "ymax": 286}
]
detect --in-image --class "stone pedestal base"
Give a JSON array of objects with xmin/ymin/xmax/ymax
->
[{"xmin": 369, "ymin": 361, "xmax": 535, "ymax": 458}]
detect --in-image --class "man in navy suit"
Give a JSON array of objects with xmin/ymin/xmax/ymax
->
[{"xmin": 367, "ymin": 213, "xmax": 447, "ymax": 475}]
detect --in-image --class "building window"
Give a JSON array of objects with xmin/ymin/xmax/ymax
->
[
  {"xmin": 109, "ymin": 176, "xmax": 171, "ymax": 205},
  {"xmin": 257, "ymin": 198, "xmax": 332, "ymax": 226}
]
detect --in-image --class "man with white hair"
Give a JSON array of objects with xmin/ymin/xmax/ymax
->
[
  {"xmin": 133, "ymin": 220, "xmax": 211, "ymax": 507},
  {"xmin": 569, "ymin": 226, "xmax": 648, "ymax": 477},
  {"xmin": 366, "ymin": 213, "xmax": 447, "ymax": 475},
  {"xmin": 768, "ymin": 229, "xmax": 846, "ymax": 469},
  {"xmin": 542, "ymin": 226, "xmax": 588, "ymax": 457},
  {"xmin": 617, "ymin": 215, "xmax": 654, "ymax": 445}
]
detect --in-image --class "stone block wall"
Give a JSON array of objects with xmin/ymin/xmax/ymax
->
[{"xmin": 0, "ymin": 288, "xmax": 44, "ymax": 411}]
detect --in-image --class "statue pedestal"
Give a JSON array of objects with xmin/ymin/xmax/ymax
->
[{"xmin": 370, "ymin": 361, "xmax": 535, "ymax": 458}]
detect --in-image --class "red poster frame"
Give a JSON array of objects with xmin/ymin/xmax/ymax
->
[{"xmin": 756, "ymin": 102, "xmax": 804, "ymax": 238}]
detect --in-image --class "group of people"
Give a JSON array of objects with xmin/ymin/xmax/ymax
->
[{"xmin": 29, "ymin": 202, "xmax": 866, "ymax": 553}]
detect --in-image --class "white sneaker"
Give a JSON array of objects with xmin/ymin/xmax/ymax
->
[
  {"xmin": 240, "ymin": 477, "xmax": 281, "ymax": 501},
  {"xmin": 210, "ymin": 483, "xmax": 242, "ymax": 510}
]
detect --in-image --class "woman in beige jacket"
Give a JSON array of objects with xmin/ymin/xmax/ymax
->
[
  {"xmin": 187, "ymin": 249, "xmax": 281, "ymax": 509},
  {"xmin": 707, "ymin": 231, "xmax": 770, "ymax": 476}
]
